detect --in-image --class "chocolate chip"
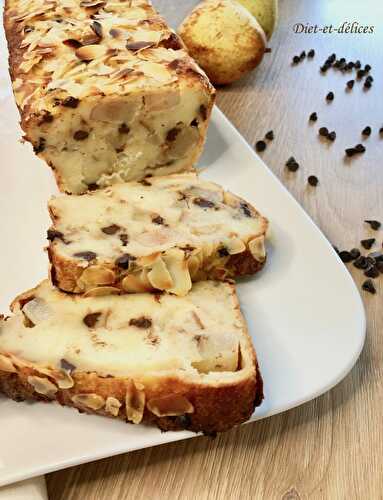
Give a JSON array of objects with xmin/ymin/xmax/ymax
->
[
  {"xmin": 193, "ymin": 197, "xmax": 215, "ymax": 208},
  {"xmin": 350, "ymin": 248, "xmax": 361, "ymax": 260},
  {"xmin": 362, "ymin": 279, "xmax": 376, "ymax": 294},
  {"xmin": 119, "ymin": 233, "xmax": 128, "ymax": 246},
  {"xmin": 307, "ymin": 49, "xmax": 315, "ymax": 58},
  {"xmin": 63, "ymin": 39, "xmax": 82, "ymax": 49},
  {"xmin": 218, "ymin": 247, "xmax": 229, "ymax": 257},
  {"xmin": 308, "ymin": 175, "xmax": 318, "ymax": 186},
  {"xmin": 118, "ymin": 123, "xmax": 130, "ymax": 134},
  {"xmin": 364, "ymin": 64, "xmax": 371, "ymax": 72},
  {"xmin": 83, "ymin": 312, "xmax": 101, "ymax": 328},
  {"xmin": 190, "ymin": 118, "xmax": 199, "ymax": 127},
  {"xmin": 354, "ymin": 60, "xmax": 361, "ymax": 69},
  {"xmin": 115, "ymin": 253, "xmax": 134, "ymax": 269},
  {"xmin": 380, "ymin": 127, "xmax": 383, "ymax": 136},
  {"xmin": 90, "ymin": 20, "xmax": 102, "ymax": 38},
  {"xmin": 320, "ymin": 64, "xmax": 330, "ymax": 73},
  {"xmin": 328, "ymin": 53, "xmax": 336, "ymax": 63},
  {"xmin": 101, "ymin": 224, "xmax": 120, "ymax": 235},
  {"xmin": 152, "ymin": 215, "xmax": 165, "ymax": 225},
  {"xmin": 361, "ymin": 238, "xmax": 375, "ymax": 249},
  {"xmin": 328, "ymin": 131, "xmax": 336, "ymax": 142},
  {"xmin": 309, "ymin": 112, "xmax": 318, "ymax": 122},
  {"xmin": 364, "ymin": 265, "xmax": 380, "ymax": 278},
  {"xmin": 354, "ymin": 144, "xmax": 366, "ymax": 153},
  {"xmin": 286, "ymin": 157, "xmax": 299, "ymax": 172},
  {"xmin": 129, "ymin": 317, "xmax": 152, "ymax": 329},
  {"xmin": 319, "ymin": 127, "xmax": 329, "ymax": 137},
  {"xmin": 33, "ymin": 138, "xmax": 45, "ymax": 154},
  {"xmin": 74, "ymin": 251, "xmax": 97, "ymax": 261},
  {"xmin": 364, "ymin": 80, "xmax": 372, "ymax": 89},
  {"xmin": 366, "ymin": 256, "xmax": 376, "ymax": 266},
  {"xmin": 255, "ymin": 140, "xmax": 267, "ymax": 152},
  {"xmin": 357, "ymin": 69, "xmax": 365, "ymax": 79},
  {"xmin": 199, "ymin": 105, "xmax": 208, "ymax": 121},
  {"xmin": 326, "ymin": 92, "xmax": 334, "ymax": 102},
  {"xmin": 240, "ymin": 202, "xmax": 252, "ymax": 217},
  {"xmin": 160, "ymin": 33, "xmax": 182, "ymax": 50},
  {"xmin": 346, "ymin": 62, "xmax": 354, "ymax": 70},
  {"xmin": 292, "ymin": 55, "xmax": 300, "ymax": 64},
  {"xmin": 47, "ymin": 229, "xmax": 64, "ymax": 241},
  {"xmin": 353, "ymin": 256, "xmax": 368, "ymax": 269},
  {"xmin": 346, "ymin": 147, "xmax": 358, "ymax": 158},
  {"xmin": 166, "ymin": 127, "xmax": 180, "ymax": 142},
  {"xmin": 73, "ymin": 130, "xmax": 89, "ymax": 140},
  {"xmin": 300, "ymin": 50, "xmax": 306, "ymax": 60},
  {"xmin": 87, "ymin": 183, "xmax": 98, "ymax": 191},
  {"xmin": 366, "ymin": 75, "xmax": 373, "ymax": 83},
  {"xmin": 265, "ymin": 130, "xmax": 274, "ymax": 141},
  {"xmin": 60, "ymin": 358, "xmax": 76, "ymax": 372},
  {"xmin": 339, "ymin": 250, "xmax": 353, "ymax": 263},
  {"xmin": 139, "ymin": 179, "xmax": 151, "ymax": 186},
  {"xmin": 364, "ymin": 220, "xmax": 381, "ymax": 230},
  {"xmin": 39, "ymin": 110, "xmax": 54, "ymax": 124},
  {"xmin": 126, "ymin": 41, "xmax": 153, "ymax": 51},
  {"xmin": 368, "ymin": 251, "xmax": 383, "ymax": 263},
  {"xmin": 346, "ymin": 80, "xmax": 354, "ymax": 90},
  {"xmin": 62, "ymin": 96, "xmax": 79, "ymax": 108},
  {"xmin": 361, "ymin": 126, "xmax": 371, "ymax": 137}
]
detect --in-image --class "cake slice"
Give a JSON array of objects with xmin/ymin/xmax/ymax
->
[
  {"xmin": 47, "ymin": 173, "xmax": 268, "ymax": 296},
  {"xmin": 4, "ymin": 0, "xmax": 215, "ymax": 194},
  {"xmin": 0, "ymin": 280, "xmax": 263, "ymax": 433}
]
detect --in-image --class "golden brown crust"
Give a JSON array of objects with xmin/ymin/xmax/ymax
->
[{"xmin": 0, "ymin": 361, "xmax": 263, "ymax": 433}]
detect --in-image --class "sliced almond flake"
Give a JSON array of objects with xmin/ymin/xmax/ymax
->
[
  {"xmin": 129, "ymin": 29, "xmax": 161, "ymax": 44},
  {"xmin": 135, "ymin": 60, "xmax": 173, "ymax": 83},
  {"xmin": 20, "ymin": 56, "xmax": 43, "ymax": 73}
]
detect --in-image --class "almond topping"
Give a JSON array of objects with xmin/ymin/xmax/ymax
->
[
  {"xmin": 125, "ymin": 380, "xmax": 145, "ymax": 424},
  {"xmin": 72, "ymin": 393, "xmax": 105, "ymax": 410},
  {"xmin": 75, "ymin": 44, "xmax": 106, "ymax": 61},
  {"xmin": 83, "ymin": 286, "xmax": 120, "ymax": 297},
  {"xmin": 0, "ymin": 354, "xmax": 16, "ymax": 373},
  {"xmin": 28, "ymin": 376, "xmax": 58, "ymax": 397},
  {"xmin": 147, "ymin": 257, "xmax": 174, "ymax": 290},
  {"xmin": 248, "ymin": 236, "xmax": 266, "ymax": 262},
  {"xmin": 105, "ymin": 397, "xmax": 121, "ymax": 417},
  {"xmin": 80, "ymin": 266, "xmax": 116, "ymax": 287},
  {"xmin": 147, "ymin": 395, "xmax": 194, "ymax": 417}
]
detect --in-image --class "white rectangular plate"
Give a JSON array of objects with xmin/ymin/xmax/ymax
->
[{"xmin": 0, "ymin": 26, "xmax": 365, "ymax": 489}]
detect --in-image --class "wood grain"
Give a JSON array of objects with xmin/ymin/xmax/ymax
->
[{"xmin": 47, "ymin": 1, "xmax": 383, "ymax": 498}]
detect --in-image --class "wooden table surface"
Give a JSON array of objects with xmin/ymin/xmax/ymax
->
[{"xmin": 47, "ymin": 1, "xmax": 383, "ymax": 498}]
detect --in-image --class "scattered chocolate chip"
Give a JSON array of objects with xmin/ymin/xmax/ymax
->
[
  {"xmin": 354, "ymin": 60, "xmax": 361, "ymax": 69},
  {"xmin": 377, "ymin": 261, "xmax": 383, "ymax": 273},
  {"xmin": 47, "ymin": 229, "xmax": 64, "ymax": 241},
  {"xmin": 366, "ymin": 75, "xmax": 373, "ymax": 83},
  {"xmin": 60, "ymin": 359, "xmax": 76, "ymax": 372},
  {"xmin": 364, "ymin": 80, "xmax": 372, "ymax": 90},
  {"xmin": 129, "ymin": 316, "xmax": 152, "ymax": 329},
  {"xmin": 87, "ymin": 183, "xmax": 98, "ymax": 191},
  {"xmin": 319, "ymin": 127, "xmax": 329, "ymax": 137},
  {"xmin": 320, "ymin": 64, "xmax": 330, "ymax": 73},
  {"xmin": 218, "ymin": 247, "xmax": 229, "ymax": 257},
  {"xmin": 33, "ymin": 138, "xmax": 45, "ymax": 154},
  {"xmin": 362, "ymin": 126, "xmax": 372, "ymax": 137},
  {"xmin": 354, "ymin": 143, "xmax": 366, "ymax": 153},
  {"xmin": 346, "ymin": 80, "xmax": 354, "ymax": 90},
  {"xmin": 309, "ymin": 112, "xmax": 318, "ymax": 122},
  {"xmin": 240, "ymin": 202, "xmax": 252, "ymax": 217},
  {"xmin": 353, "ymin": 256, "xmax": 368, "ymax": 269},
  {"xmin": 160, "ymin": 32, "xmax": 182, "ymax": 50},
  {"xmin": 39, "ymin": 110, "xmax": 54, "ymax": 124},
  {"xmin": 328, "ymin": 131, "xmax": 336, "ymax": 142},
  {"xmin": 118, "ymin": 123, "xmax": 130, "ymax": 134},
  {"xmin": 193, "ymin": 197, "xmax": 215, "ymax": 209},
  {"xmin": 346, "ymin": 62, "xmax": 354, "ymax": 70},
  {"xmin": 339, "ymin": 250, "xmax": 352, "ymax": 263},
  {"xmin": 255, "ymin": 140, "xmax": 267, "ymax": 152},
  {"xmin": 307, "ymin": 49, "xmax": 315, "ymax": 58},
  {"xmin": 119, "ymin": 233, "xmax": 128, "ymax": 246},
  {"xmin": 73, "ymin": 130, "xmax": 89, "ymax": 140},
  {"xmin": 166, "ymin": 127, "xmax": 180, "ymax": 142},
  {"xmin": 265, "ymin": 130, "xmax": 274, "ymax": 141},
  {"xmin": 366, "ymin": 256, "xmax": 376, "ymax": 266},
  {"xmin": 74, "ymin": 251, "xmax": 97, "ymax": 261},
  {"xmin": 286, "ymin": 157, "xmax": 299, "ymax": 172},
  {"xmin": 63, "ymin": 38, "xmax": 82, "ymax": 49},
  {"xmin": 357, "ymin": 69, "xmax": 365, "ymax": 79},
  {"xmin": 152, "ymin": 215, "xmax": 165, "ymax": 225},
  {"xmin": 308, "ymin": 175, "xmax": 319, "ymax": 186},
  {"xmin": 101, "ymin": 224, "xmax": 120, "ymax": 235},
  {"xmin": 365, "ymin": 265, "xmax": 380, "ymax": 278},
  {"xmin": 83, "ymin": 312, "xmax": 102, "ymax": 328},
  {"xmin": 62, "ymin": 96, "xmax": 79, "ymax": 108},
  {"xmin": 350, "ymin": 248, "xmax": 361, "ymax": 260},
  {"xmin": 190, "ymin": 118, "xmax": 199, "ymax": 127},
  {"xmin": 345, "ymin": 148, "xmax": 356, "ymax": 157},
  {"xmin": 115, "ymin": 253, "xmax": 134, "ymax": 269},
  {"xmin": 364, "ymin": 64, "xmax": 371, "ymax": 72},
  {"xmin": 199, "ymin": 105, "xmax": 208, "ymax": 121},
  {"xmin": 328, "ymin": 53, "xmax": 336, "ymax": 63},
  {"xmin": 380, "ymin": 127, "xmax": 383, "ymax": 136},
  {"xmin": 126, "ymin": 41, "xmax": 153, "ymax": 51},
  {"xmin": 365, "ymin": 220, "xmax": 381, "ymax": 230},
  {"xmin": 326, "ymin": 91, "xmax": 334, "ymax": 102},
  {"xmin": 361, "ymin": 238, "xmax": 375, "ymax": 249},
  {"xmin": 292, "ymin": 55, "xmax": 300, "ymax": 64},
  {"xmin": 300, "ymin": 50, "xmax": 306, "ymax": 60},
  {"xmin": 139, "ymin": 179, "xmax": 151, "ymax": 186},
  {"xmin": 90, "ymin": 20, "xmax": 102, "ymax": 38},
  {"xmin": 362, "ymin": 279, "xmax": 376, "ymax": 294}
]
